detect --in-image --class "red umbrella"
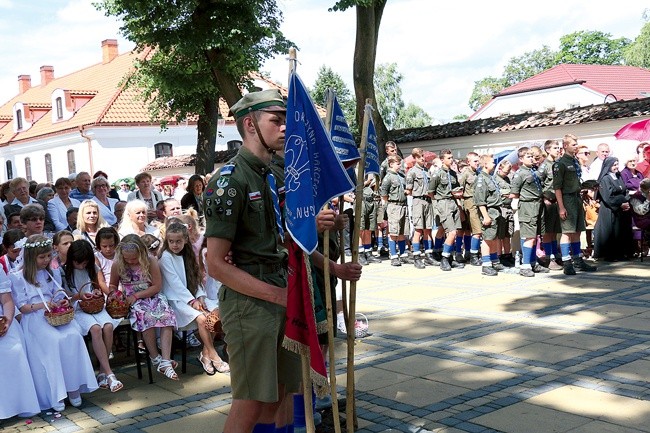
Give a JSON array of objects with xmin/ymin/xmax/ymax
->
[
  {"xmin": 159, "ymin": 174, "xmax": 184, "ymax": 186},
  {"xmin": 614, "ymin": 118, "xmax": 650, "ymax": 141}
]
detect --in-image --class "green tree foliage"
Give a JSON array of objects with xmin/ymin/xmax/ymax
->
[
  {"xmin": 503, "ymin": 46, "xmax": 557, "ymax": 86},
  {"xmin": 310, "ymin": 65, "xmax": 357, "ymax": 134},
  {"xmin": 469, "ymin": 76, "xmax": 507, "ymax": 111},
  {"xmin": 395, "ymin": 103, "xmax": 432, "ymax": 129},
  {"xmin": 96, "ymin": 0, "xmax": 292, "ymax": 174},
  {"xmin": 556, "ymin": 30, "xmax": 630, "ymax": 65},
  {"xmin": 624, "ymin": 13, "xmax": 650, "ymax": 67},
  {"xmin": 374, "ymin": 63, "xmax": 404, "ymax": 129}
]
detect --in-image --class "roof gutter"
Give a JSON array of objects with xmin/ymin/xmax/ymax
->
[{"xmin": 79, "ymin": 125, "xmax": 94, "ymax": 175}]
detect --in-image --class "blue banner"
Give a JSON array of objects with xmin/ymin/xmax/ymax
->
[
  {"xmin": 285, "ymin": 72, "xmax": 355, "ymax": 254},
  {"xmin": 365, "ymin": 117, "xmax": 381, "ymax": 176},
  {"xmin": 329, "ymin": 94, "xmax": 360, "ymax": 168}
]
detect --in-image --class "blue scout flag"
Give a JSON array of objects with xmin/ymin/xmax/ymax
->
[
  {"xmin": 329, "ymin": 93, "xmax": 360, "ymax": 169},
  {"xmin": 285, "ymin": 72, "xmax": 355, "ymax": 254},
  {"xmin": 365, "ymin": 116, "xmax": 381, "ymax": 176}
]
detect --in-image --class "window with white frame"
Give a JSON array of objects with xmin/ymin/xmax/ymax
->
[
  {"xmin": 56, "ymin": 97, "xmax": 63, "ymax": 120},
  {"xmin": 6, "ymin": 160, "xmax": 13, "ymax": 180},
  {"xmin": 154, "ymin": 142, "xmax": 173, "ymax": 158},
  {"xmin": 67, "ymin": 149, "xmax": 76, "ymax": 174},
  {"xmin": 45, "ymin": 153, "xmax": 53, "ymax": 183},
  {"xmin": 16, "ymin": 109, "xmax": 23, "ymax": 130},
  {"xmin": 25, "ymin": 158, "xmax": 32, "ymax": 181}
]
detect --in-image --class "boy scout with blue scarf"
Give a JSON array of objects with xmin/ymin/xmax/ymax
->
[
  {"xmin": 380, "ymin": 155, "xmax": 411, "ymax": 266},
  {"xmin": 204, "ymin": 89, "xmax": 300, "ymax": 433}
]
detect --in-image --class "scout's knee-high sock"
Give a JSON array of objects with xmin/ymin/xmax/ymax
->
[
  {"xmin": 424, "ymin": 239, "xmax": 433, "ymax": 254},
  {"xmin": 398, "ymin": 239, "xmax": 407, "ymax": 256},
  {"xmin": 464, "ymin": 235, "xmax": 472, "ymax": 252},
  {"xmin": 434, "ymin": 237, "xmax": 444, "ymax": 253},
  {"xmin": 571, "ymin": 241, "xmax": 582, "ymax": 258},
  {"xmin": 275, "ymin": 426, "xmax": 288, "ymax": 433},
  {"xmin": 456, "ymin": 236, "xmax": 464, "ymax": 253},
  {"xmin": 543, "ymin": 241, "xmax": 553, "ymax": 258},
  {"xmin": 521, "ymin": 245, "xmax": 533, "ymax": 269},
  {"xmin": 293, "ymin": 394, "xmax": 306, "ymax": 428},
  {"xmin": 530, "ymin": 243, "xmax": 538, "ymax": 265},
  {"xmin": 490, "ymin": 252, "xmax": 499, "ymax": 263},
  {"xmin": 482, "ymin": 254, "xmax": 491, "ymax": 266},
  {"xmin": 388, "ymin": 239, "xmax": 398, "ymax": 258},
  {"xmin": 552, "ymin": 240, "xmax": 559, "ymax": 257},
  {"xmin": 252, "ymin": 423, "xmax": 275, "ymax": 433},
  {"xmin": 560, "ymin": 243, "xmax": 571, "ymax": 261},
  {"xmin": 442, "ymin": 243, "xmax": 453, "ymax": 258},
  {"xmin": 363, "ymin": 243, "xmax": 372, "ymax": 254},
  {"xmin": 412, "ymin": 241, "xmax": 421, "ymax": 256},
  {"xmin": 470, "ymin": 236, "xmax": 481, "ymax": 254}
]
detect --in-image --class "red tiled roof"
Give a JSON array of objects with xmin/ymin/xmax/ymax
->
[
  {"xmin": 498, "ymin": 64, "xmax": 650, "ymax": 100},
  {"xmin": 139, "ymin": 149, "xmax": 238, "ymax": 171}
]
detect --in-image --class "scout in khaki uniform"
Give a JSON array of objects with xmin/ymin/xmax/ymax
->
[
  {"xmin": 553, "ymin": 134, "xmax": 598, "ymax": 275},
  {"xmin": 459, "ymin": 152, "xmax": 483, "ymax": 266},
  {"xmin": 405, "ymin": 148, "xmax": 433, "ymax": 269},
  {"xmin": 427, "ymin": 149, "xmax": 465, "ymax": 271},
  {"xmin": 538, "ymin": 139, "xmax": 563, "ymax": 270},
  {"xmin": 495, "ymin": 160, "xmax": 515, "ymax": 267},
  {"xmin": 204, "ymin": 89, "xmax": 300, "ymax": 433},
  {"xmin": 510, "ymin": 147, "xmax": 550, "ymax": 277},
  {"xmin": 380, "ymin": 155, "xmax": 411, "ymax": 266},
  {"xmin": 359, "ymin": 174, "xmax": 382, "ymax": 265},
  {"xmin": 377, "ymin": 141, "xmax": 400, "ymax": 255},
  {"xmin": 474, "ymin": 154, "xmax": 506, "ymax": 276}
]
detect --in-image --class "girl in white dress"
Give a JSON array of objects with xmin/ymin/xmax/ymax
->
[
  {"xmin": 63, "ymin": 240, "xmax": 123, "ymax": 392},
  {"xmin": 159, "ymin": 222, "xmax": 228, "ymax": 375},
  {"xmin": 9, "ymin": 235, "xmax": 98, "ymax": 412},
  {"xmin": 0, "ymin": 268, "xmax": 40, "ymax": 419},
  {"xmin": 94, "ymin": 227, "xmax": 119, "ymax": 286}
]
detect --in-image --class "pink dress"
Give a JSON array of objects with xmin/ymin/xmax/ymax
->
[{"xmin": 119, "ymin": 266, "xmax": 176, "ymax": 332}]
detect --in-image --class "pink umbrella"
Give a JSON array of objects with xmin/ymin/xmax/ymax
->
[{"xmin": 614, "ymin": 118, "xmax": 650, "ymax": 141}]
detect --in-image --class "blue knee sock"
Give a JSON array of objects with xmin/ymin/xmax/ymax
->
[
  {"xmin": 388, "ymin": 239, "xmax": 397, "ymax": 258},
  {"xmin": 522, "ymin": 246, "xmax": 532, "ymax": 266},
  {"xmin": 442, "ymin": 243, "xmax": 453, "ymax": 257},
  {"xmin": 293, "ymin": 394, "xmax": 306, "ymax": 428},
  {"xmin": 412, "ymin": 242, "xmax": 421, "ymax": 256},
  {"xmin": 560, "ymin": 243, "xmax": 571, "ymax": 260},
  {"xmin": 482, "ymin": 254, "xmax": 491, "ymax": 265},
  {"xmin": 530, "ymin": 244, "xmax": 538, "ymax": 264},
  {"xmin": 434, "ymin": 237, "xmax": 444, "ymax": 251},
  {"xmin": 464, "ymin": 235, "xmax": 472, "ymax": 251},
  {"xmin": 363, "ymin": 243, "xmax": 371, "ymax": 253},
  {"xmin": 456, "ymin": 236, "xmax": 464, "ymax": 252},
  {"xmin": 275, "ymin": 426, "xmax": 288, "ymax": 433},
  {"xmin": 253, "ymin": 423, "xmax": 276, "ymax": 433},
  {"xmin": 543, "ymin": 242, "xmax": 553, "ymax": 257},
  {"xmin": 424, "ymin": 239, "xmax": 433, "ymax": 252},
  {"xmin": 571, "ymin": 241, "xmax": 582, "ymax": 257},
  {"xmin": 520, "ymin": 239, "xmax": 525, "ymax": 254},
  {"xmin": 552, "ymin": 240, "xmax": 559, "ymax": 256},
  {"xmin": 490, "ymin": 252, "xmax": 498, "ymax": 262},
  {"xmin": 470, "ymin": 236, "xmax": 481, "ymax": 253},
  {"xmin": 398, "ymin": 240, "xmax": 406, "ymax": 255}
]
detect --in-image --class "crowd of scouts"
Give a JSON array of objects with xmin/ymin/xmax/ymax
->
[{"xmin": 356, "ymin": 134, "xmax": 648, "ymax": 278}]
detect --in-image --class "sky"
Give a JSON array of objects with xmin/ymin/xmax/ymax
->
[{"xmin": 0, "ymin": 0, "xmax": 648, "ymax": 123}]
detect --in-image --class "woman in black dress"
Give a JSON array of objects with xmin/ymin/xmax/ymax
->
[{"xmin": 593, "ymin": 157, "xmax": 634, "ymax": 261}]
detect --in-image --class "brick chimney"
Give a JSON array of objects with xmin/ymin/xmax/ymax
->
[
  {"xmin": 40, "ymin": 65, "xmax": 54, "ymax": 86},
  {"xmin": 102, "ymin": 39, "xmax": 119, "ymax": 64},
  {"xmin": 18, "ymin": 75, "xmax": 31, "ymax": 94}
]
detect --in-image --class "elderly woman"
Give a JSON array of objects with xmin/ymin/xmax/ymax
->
[
  {"xmin": 127, "ymin": 172, "xmax": 164, "ymax": 222},
  {"xmin": 48, "ymin": 177, "xmax": 81, "ymax": 231},
  {"xmin": 620, "ymin": 159, "xmax": 644, "ymax": 193},
  {"xmin": 181, "ymin": 175, "xmax": 205, "ymax": 225},
  {"xmin": 36, "ymin": 187, "xmax": 54, "ymax": 203},
  {"xmin": 73, "ymin": 200, "xmax": 109, "ymax": 247},
  {"xmin": 91, "ymin": 176, "xmax": 119, "ymax": 226},
  {"xmin": 593, "ymin": 157, "xmax": 634, "ymax": 261},
  {"xmin": 118, "ymin": 199, "xmax": 159, "ymax": 238}
]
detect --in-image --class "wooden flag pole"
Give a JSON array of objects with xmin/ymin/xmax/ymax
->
[
  {"xmin": 323, "ymin": 90, "xmax": 342, "ymax": 433},
  {"xmin": 287, "ymin": 47, "xmax": 315, "ymax": 433},
  {"xmin": 347, "ymin": 99, "xmax": 373, "ymax": 432}
]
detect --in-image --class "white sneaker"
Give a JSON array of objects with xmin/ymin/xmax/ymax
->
[
  {"xmin": 337, "ymin": 321, "xmax": 347, "ymax": 334},
  {"xmin": 69, "ymin": 396, "xmax": 82, "ymax": 407}
]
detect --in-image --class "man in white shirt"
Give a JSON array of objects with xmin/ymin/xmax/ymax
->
[{"xmin": 584, "ymin": 143, "xmax": 610, "ymax": 180}]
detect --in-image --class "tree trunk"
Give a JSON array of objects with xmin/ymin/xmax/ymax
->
[
  {"xmin": 204, "ymin": 48, "xmax": 244, "ymax": 107},
  {"xmin": 353, "ymin": 1, "xmax": 388, "ymax": 159},
  {"xmin": 195, "ymin": 95, "xmax": 219, "ymax": 175}
]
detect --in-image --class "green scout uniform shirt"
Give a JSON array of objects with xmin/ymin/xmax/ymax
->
[
  {"xmin": 459, "ymin": 167, "xmax": 478, "ymax": 199},
  {"xmin": 474, "ymin": 171, "xmax": 502, "ymax": 208},
  {"xmin": 511, "ymin": 166, "xmax": 543, "ymax": 202},
  {"xmin": 552, "ymin": 154, "xmax": 582, "ymax": 194},
  {"xmin": 538, "ymin": 157, "xmax": 557, "ymax": 201},
  {"xmin": 380, "ymin": 158, "xmax": 405, "ymax": 182},
  {"xmin": 380, "ymin": 170, "xmax": 407, "ymax": 204},
  {"xmin": 496, "ymin": 173, "xmax": 512, "ymax": 206},
  {"xmin": 203, "ymin": 146, "xmax": 287, "ymax": 273},
  {"xmin": 428, "ymin": 167, "xmax": 459, "ymax": 200},
  {"xmin": 405, "ymin": 163, "xmax": 428, "ymax": 197}
]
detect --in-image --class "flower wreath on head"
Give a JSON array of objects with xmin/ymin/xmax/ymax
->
[{"xmin": 22, "ymin": 238, "xmax": 53, "ymax": 249}]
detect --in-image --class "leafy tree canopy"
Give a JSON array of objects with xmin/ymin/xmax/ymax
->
[
  {"xmin": 624, "ymin": 12, "xmax": 650, "ymax": 67},
  {"xmin": 556, "ymin": 30, "xmax": 630, "ymax": 65},
  {"xmin": 310, "ymin": 65, "xmax": 358, "ymax": 134}
]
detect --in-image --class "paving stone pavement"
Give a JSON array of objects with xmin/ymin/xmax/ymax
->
[{"xmin": 4, "ymin": 257, "xmax": 650, "ymax": 433}]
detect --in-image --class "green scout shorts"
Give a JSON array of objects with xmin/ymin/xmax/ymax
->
[
  {"xmin": 560, "ymin": 193, "xmax": 586, "ymax": 234},
  {"xmin": 543, "ymin": 201, "xmax": 562, "ymax": 234},
  {"xmin": 518, "ymin": 201, "xmax": 545, "ymax": 239},
  {"xmin": 480, "ymin": 207, "xmax": 502, "ymax": 241},
  {"xmin": 387, "ymin": 202, "xmax": 407, "ymax": 235},
  {"xmin": 361, "ymin": 199, "xmax": 377, "ymax": 231},
  {"xmin": 434, "ymin": 199, "xmax": 461, "ymax": 233},
  {"xmin": 497, "ymin": 207, "xmax": 514, "ymax": 239},
  {"xmin": 219, "ymin": 284, "xmax": 301, "ymax": 402},
  {"xmin": 411, "ymin": 197, "xmax": 432, "ymax": 230}
]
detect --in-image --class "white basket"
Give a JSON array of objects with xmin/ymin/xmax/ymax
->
[{"xmin": 354, "ymin": 313, "xmax": 369, "ymax": 338}]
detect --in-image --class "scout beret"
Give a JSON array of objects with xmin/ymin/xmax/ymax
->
[{"xmin": 229, "ymin": 89, "xmax": 286, "ymax": 120}]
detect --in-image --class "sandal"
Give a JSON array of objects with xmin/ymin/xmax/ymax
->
[
  {"xmin": 97, "ymin": 373, "xmax": 108, "ymax": 389},
  {"xmin": 210, "ymin": 357, "xmax": 230, "ymax": 373},
  {"xmin": 106, "ymin": 374, "xmax": 123, "ymax": 392},
  {"xmin": 198, "ymin": 353, "xmax": 216, "ymax": 375},
  {"xmin": 150, "ymin": 355, "xmax": 178, "ymax": 370},
  {"xmin": 137, "ymin": 340, "xmax": 146, "ymax": 354},
  {"xmin": 157, "ymin": 360, "xmax": 179, "ymax": 380}
]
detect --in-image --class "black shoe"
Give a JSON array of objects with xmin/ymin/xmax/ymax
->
[
  {"xmin": 366, "ymin": 252, "xmax": 382, "ymax": 263},
  {"xmin": 532, "ymin": 263, "xmax": 550, "ymax": 273},
  {"xmin": 455, "ymin": 252, "xmax": 467, "ymax": 263},
  {"xmin": 519, "ymin": 268, "xmax": 535, "ymax": 277},
  {"xmin": 379, "ymin": 247, "xmax": 390, "ymax": 258},
  {"xmin": 563, "ymin": 261, "xmax": 576, "ymax": 275},
  {"xmin": 440, "ymin": 256, "xmax": 452, "ymax": 271},
  {"xmin": 358, "ymin": 253, "xmax": 369, "ymax": 266},
  {"xmin": 574, "ymin": 256, "xmax": 597, "ymax": 272},
  {"xmin": 469, "ymin": 253, "xmax": 482, "ymax": 266},
  {"xmin": 451, "ymin": 259, "xmax": 465, "ymax": 269},
  {"xmin": 492, "ymin": 261, "xmax": 505, "ymax": 271},
  {"xmin": 482, "ymin": 266, "xmax": 498, "ymax": 276},
  {"xmin": 414, "ymin": 257, "xmax": 426, "ymax": 269},
  {"xmin": 400, "ymin": 255, "xmax": 414, "ymax": 264},
  {"xmin": 499, "ymin": 254, "xmax": 515, "ymax": 268},
  {"xmin": 424, "ymin": 253, "xmax": 440, "ymax": 266},
  {"xmin": 464, "ymin": 251, "xmax": 471, "ymax": 262},
  {"xmin": 432, "ymin": 251, "xmax": 443, "ymax": 262},
  {"xmin": 390, "ymin": 258, "xmax": 402, "ymax": 267}
]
